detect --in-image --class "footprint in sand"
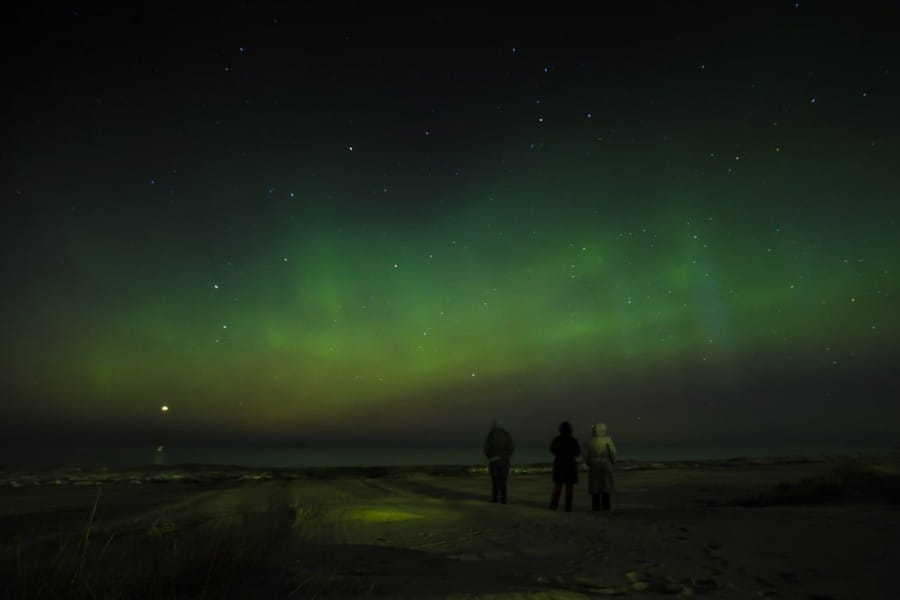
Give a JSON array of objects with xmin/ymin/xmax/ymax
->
[
  {"xmin": 691, "ymin": 577, "xmax": 718, "ymax": 592},
  {"xmin": 451, "ymin": 553, "xmax": 483, "ymax": 562},
  {"xmin": 755, "ymin": 576, "xmax": 777, "ymax": 589},
  {"xmin": 778, "ymin": 571, "xmax": 799, "ymax": 584},
  {"xmin": 625, "ymin": 570, "xmax": 653, "ymax": 582},
  {"xmin": 626, "ymin": 572, "xmax": 690, "ymax": 595},
  {"xmin": 539, "ymin": 575, "xmax": 627, "ymax": 597}
]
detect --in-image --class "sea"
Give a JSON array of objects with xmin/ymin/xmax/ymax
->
[{"xmin": 0, "ymin": 441, "xmax": 895, "ymax": 470}]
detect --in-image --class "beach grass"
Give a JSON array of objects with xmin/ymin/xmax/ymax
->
[
  {"xmin": 736, "ymin": 461, "xmax": 900, "ymax": 507},
  {"xmin": 7, "ymin": 488, "xmax": 320, "ymax": 598}
]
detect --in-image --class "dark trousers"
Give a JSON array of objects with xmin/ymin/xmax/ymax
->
[
  {"xmin": 592, "ymin": 492, "xmax": 611, "ymax": 511},
  {"xmin": 489, "ymin": 459, "xmax": 509, "ymax": 503},
  {"xmin": 550, "ymin": 483, "xmax": 574, "ymax": 512}
]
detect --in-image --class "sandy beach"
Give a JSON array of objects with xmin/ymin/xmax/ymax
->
[{"xmin": 1, "ymin": 455, "xmax": 898, "ymax": 598}]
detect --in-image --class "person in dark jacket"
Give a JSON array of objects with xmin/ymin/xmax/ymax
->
[
  {"xmin": 549, "ymin": 421, "xmax": 581, "ymax": 512},
  {"xmin": 483, "ymin": 419, "xmax": 514, "ymax": 503}
]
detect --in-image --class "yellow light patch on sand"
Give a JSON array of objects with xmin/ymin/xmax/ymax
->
[{"xmin": 349, "ymin": 509, "xmax": 424, "ymax": 523}]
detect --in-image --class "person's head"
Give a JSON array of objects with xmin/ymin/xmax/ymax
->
[
  {"xmin": 592, "ymin": 423, "xmax": 607, "ymax": 436},
  {"xmin": 558, "ymin": 421, "xmax": 573, "ymax": 437},
  {"xmin": 491, "ymin": 418, "xmax": 503, "ymax": 430}
]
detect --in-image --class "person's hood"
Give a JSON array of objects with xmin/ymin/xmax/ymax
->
[
  {"xmin": 491, "ymin": 419, "xmax": 503, "ymax": 430},
  {"xmin": 592, "ymin": 423, "xmax": 607, "ymax": 436}
]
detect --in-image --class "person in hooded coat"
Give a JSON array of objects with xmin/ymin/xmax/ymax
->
[
  {"xmin": 483, "ymin": 419, "xmax": 514, "ymax": 503},
  {"xmin": 549, "ymin": 421, "xmax": 581, "ymax": 512},
  {"xmin": 584, "ymin": 422, "xmax": 616, "ymax": 510}
]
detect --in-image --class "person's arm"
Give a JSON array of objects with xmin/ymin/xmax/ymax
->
[{"xmin": 483, "ymin": 434, "xmax": 491, "ymax": 459}]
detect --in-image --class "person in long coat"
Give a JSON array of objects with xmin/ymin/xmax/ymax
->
[
  {"xmin": 584, "ymin": 422, "xmax": 616, "ymax": 510},
  {"xmin": 549, "ymin": 421, "xmax": 581, "ymax": 512},
  {"xmin": 483, "ymin": 419, "xmax": 514, "ymax": 504}
]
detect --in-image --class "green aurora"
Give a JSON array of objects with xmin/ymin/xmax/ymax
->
[{"xmin": 3, "ymin": 4, "xmax": 898, "ymax": 444}]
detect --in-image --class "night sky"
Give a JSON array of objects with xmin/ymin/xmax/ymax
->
[{"xmin": 3, "ymin": 3, "xmax": 898, "ymax": 446}]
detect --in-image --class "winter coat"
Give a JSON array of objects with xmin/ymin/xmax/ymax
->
[
  {"xmin": 584, "ymin": 423, "xmax": 616, "ymax": 494},
  {"xmin": 484, "ymin": 427, "xmax": 514, "ymax": 462},
  {"xmin": 550, "ymin": 435, "xmax": 581, "ymax": 484}
]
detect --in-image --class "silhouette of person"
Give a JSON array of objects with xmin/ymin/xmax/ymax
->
[
  {"xmin": 483, "ymin": 419, "xmax": 514, "ymax": 503},
  {"xmin": 549, "ymin": 421, "xmax": 581, "ymax": 511},
  {"xmin": 584, "ymin": 422, "xmax": 616, "ymax": 510}
]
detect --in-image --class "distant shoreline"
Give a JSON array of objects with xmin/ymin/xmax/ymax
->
[{"xmin": 2, "ymin": 452, "xmax": 896, "ymax": 487}]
